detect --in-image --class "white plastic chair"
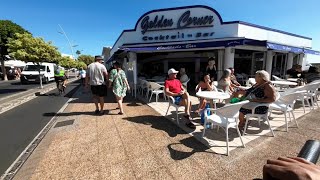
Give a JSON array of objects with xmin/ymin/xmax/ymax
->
[
  {"xmin": 243, "ymin": 93, "xmax": 281, "ymax": 137},
  {"xmin": 281, "ymin": 87, "xmax": 309, "ymax": 113},
  {"xmin": 202, "ymin": 100, "xmax": 249, "ymax": 156},
  {"xmin": 248, "ymin": 78, "xmax": 256, "ymax": 86},
  {"xmin": 269, "ymin": 92, "xmax": 301, "ymax": 132},
  {"xmin": 148, "ymin": 82, "xmax": 166, "ymax": 102},
  {"xmin": 165, "ymin": 95, "xmax": 182, "ymax": 124},
  {"xmin": 182, "ymin": 78, "xmax": 190, "ymax": 90},
  {"xmin": 140, "ymin": 80, "xmax": 148, "ymax": 97}
]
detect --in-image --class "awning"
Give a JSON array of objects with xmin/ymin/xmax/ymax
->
[
  {"xmin": 111, "ymin": 38, "xmax": 320, "ymax": 58},
  {"xmin": 266, "ymin": 42, "xmax": 320, "ymax": 55},
  {"xmin": 304, "ymin": 49, "xmax": 320, "ymax": 55},
  {"xmin": 119, "ymin": 38, "xmax": 255, "ymax": 52},
  {"xmin": 266, "ymin": 42, "xmax": 304, "ymax": 54}
]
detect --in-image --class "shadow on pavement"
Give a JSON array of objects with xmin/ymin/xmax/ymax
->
[{"xmin": 0, "ymin": 88, "xmax": 27, "ymax": 94}]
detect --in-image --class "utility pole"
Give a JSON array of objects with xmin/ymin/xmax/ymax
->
[{"xmin": 58, "ymin": 24, "xmax": 76, "ymax": 60}]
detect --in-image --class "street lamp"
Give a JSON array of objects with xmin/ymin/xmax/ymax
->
[{"xmin": 58, "ymin": 24, "xmax": 76, "ymax": 60}]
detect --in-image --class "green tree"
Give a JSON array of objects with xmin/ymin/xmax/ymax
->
[
  {"xmin": 77, "ymin": 61, "xmax": 87, "ymax": 69},
  {"xmin": 78, "ymin": 54, "xmax": 94, "ymax": 65},
  {"xmin": 7, "ymin": 33, "xmax": 61, "ymax": 88},
  {"xmin": 0, "ymin": 20, "xmax": 30, "ymax": 80}
]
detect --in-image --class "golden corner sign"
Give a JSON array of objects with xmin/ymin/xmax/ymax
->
[{"xmin": 137, "ymin": 6, "xmax": 217, "ymax": 42}]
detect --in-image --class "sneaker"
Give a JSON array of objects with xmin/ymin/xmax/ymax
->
[
  {"xmin": 185, "ymin": 122, "xmax": 196, "ymax": 129},
  {"xmin": 99, "ymin": 110, "xmax": 105, "ymax": 115}
]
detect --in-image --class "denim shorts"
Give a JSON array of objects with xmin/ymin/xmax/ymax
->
[{"xmin": 174, "ymin": 96, "xmax": 183, "ymax": 105}]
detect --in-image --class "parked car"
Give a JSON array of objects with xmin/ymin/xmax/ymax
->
[{"xmin": 20, "ymin": 62, "xmax": 57, "ymax": 84}]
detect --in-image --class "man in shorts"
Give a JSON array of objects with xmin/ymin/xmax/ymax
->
[
  {"xmin": 165, "ymin": 68, "xmax": 195, "ymax": 129},
  {"xmin": 85, "ymin": 55, "xmax": 108, "ymax": 115}
]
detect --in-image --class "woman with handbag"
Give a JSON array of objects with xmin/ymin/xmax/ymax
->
[
  {"xmin": 108, "ymin": 62, "xmax": 130, "ymax": 115},
  {"xmin": 234, "ymin": 70, "xmax": 277, "ymax": 132}
]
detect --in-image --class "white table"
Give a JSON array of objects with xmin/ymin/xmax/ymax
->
[
  {"xmin": 271, "ymin": 81, "xmax": 297, "ymax": 86},
  {"xmin": 287, "ymin": 78, "xmax": 299, "ymax": 82},
  {"xmin": 196, "ymin": 91, "xmax": 230, "ymax": 101}
]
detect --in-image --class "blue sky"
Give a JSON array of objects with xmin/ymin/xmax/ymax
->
[{"xmin": 1, "ymin": 0, "xmax": 320, "ymax": 56}]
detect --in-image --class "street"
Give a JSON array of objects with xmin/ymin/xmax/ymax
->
[
  {"xmin": 0, "ymin": 73, "xmax": 78, "ymax": 99},
  {"xmin": 0, "ymin": 80, "xmax": 80, "ymax": 175},
  {"xmin": 0, "ymin": 80, "xmax": 55, "ymax": 99}
]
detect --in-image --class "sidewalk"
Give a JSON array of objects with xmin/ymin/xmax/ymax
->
[{"xmin": 10, "ymin": 87, "xmax": 320, "ymax": 180}]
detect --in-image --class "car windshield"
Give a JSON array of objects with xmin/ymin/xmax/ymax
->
[{"xmin": 24, "ymin": 65, "xmax": 46, "ymax": 71}]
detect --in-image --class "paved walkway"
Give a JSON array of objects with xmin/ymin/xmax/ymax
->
[{"xmin": 11, "ymin": 87, "xmax": 320, "ymax": 180}]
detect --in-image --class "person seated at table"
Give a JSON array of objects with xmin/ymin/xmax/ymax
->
[
  {"xmin": 228, "ymin": 67, "xmax": 241, "ymax": 87},
  {"xmin": 304, "ymin": 66, "xmax": 320, "ymax": 83},
  {"xmin": 195, "ymin": 73, "xmax": 215, "ymax": 113},
  {"xmin": 179, "ymin": 67, "xmax": 189, "ymax": 84},
  {"xmin": 235, "ymin": 70, "xmax": 276, "ymax": 132},
  {"xmin": 217, "ymin": 69, "xmax": 235, "ymax": 95},
  {"xmin": 165, "ymin": 68, "xmax": 195, "ymax": 129},
  {"xmin": 287, "ymin": 64, "xmax": 303, "ymax": 78}
]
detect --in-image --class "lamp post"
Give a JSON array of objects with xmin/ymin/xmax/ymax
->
[{"xmin": 58, "ymin": 24, "xmax": 77, "ymax": 60}]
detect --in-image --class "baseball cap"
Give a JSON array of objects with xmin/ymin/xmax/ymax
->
[
  {"xmin": 168, "ymin": 68, "xmax": 179, "ymax": 75},
  {"xmin": 95, "ymin": 55, "xmax": 103, "ymax": 60}
]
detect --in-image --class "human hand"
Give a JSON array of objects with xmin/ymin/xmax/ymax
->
[
  {"xmin": 263, "ymin": 157, "xmax": 320, "ymax": 180},
  {"xmin": 179, "ymin": 90, "xmax": 185, "ymax": 95}
]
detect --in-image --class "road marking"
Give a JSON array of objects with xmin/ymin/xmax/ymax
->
[{"xmin": 0, "ymin": 95, "xmax": 76, "ymax": 180}]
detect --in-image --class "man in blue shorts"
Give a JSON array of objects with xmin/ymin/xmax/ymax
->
[{"xmin": 164, "ymin": 68, "xmax": 195, "ymax": 129}]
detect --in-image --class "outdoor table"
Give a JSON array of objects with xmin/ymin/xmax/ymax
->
[
  {"xmin": 271, "ymin": 81, "xmax": 297, "ymax": 86},
  {"xmin": 196, "ymin": 91, "xmax": 230, "ymax": 111},
  {"xmin": 196, "ymin": 91, "xmax": 230, "ymax": 101},
  {"xmin": 287, "ymin": 78, "xmax": 299, "ymax": 82}
]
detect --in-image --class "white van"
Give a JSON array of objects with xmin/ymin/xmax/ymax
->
[{"xmin": 20, "ymin": 62, "xmax": 57, "ymax": 84}]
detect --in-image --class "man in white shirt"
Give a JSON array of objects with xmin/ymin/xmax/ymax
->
[{"xmin": 85, "ymin": 56, "xmax": 108, "ymax": 115}]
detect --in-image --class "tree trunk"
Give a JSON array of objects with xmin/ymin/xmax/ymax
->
[{"xmin": 1, "ymin": 58, "xmax": 8, "ymax": 81}]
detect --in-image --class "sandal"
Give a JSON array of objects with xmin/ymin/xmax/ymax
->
[{"xmin": 94, "ymin": 109, "xmax": 100, "ymax": 114}]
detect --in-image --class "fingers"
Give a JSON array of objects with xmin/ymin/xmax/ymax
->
[
  {"xmin": 289, "ymin": 157, "xmax": 314, "ymax": 165},
  {"xmin": 263, "ymin": 164, "xmax": 288, "ymax": 180},
  {"xmin": 267, "ymin": 159, "xmax": 292, "ymax": 167}
]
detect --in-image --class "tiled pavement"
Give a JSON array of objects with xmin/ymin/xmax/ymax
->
[{"xmin": 12, "ymin": 87, "xmax": 320, "ymax": 180}]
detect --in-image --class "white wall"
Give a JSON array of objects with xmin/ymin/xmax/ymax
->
[{"xmin": 238, "ymin": 24, "xmax": 312, "ymax": 48}]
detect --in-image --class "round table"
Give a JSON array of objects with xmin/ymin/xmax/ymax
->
[
  {"xmin": 271, "ymin": 80, "xmax": 297, "ymax": 86},
  {"xmin": 287, "ymin": 78, "xmax": 299, "ymax": 82},
  {"xmin": 196, "ymin": 91, "xmax": 230, "ymax": 101}
]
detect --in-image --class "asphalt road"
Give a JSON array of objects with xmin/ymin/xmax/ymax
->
[
  {"xmin": 0, "ymin": 74, "xmax": 77, "ymax": 99},
  {"xmin": 0, "ymin": 80, "xmax": 80, "ymax": 175},
  {"xmin": 0, "ymin": 80, "xmax": 55, "ymax": 99}
]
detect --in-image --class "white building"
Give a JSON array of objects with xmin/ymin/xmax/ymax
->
[{"xmin": 106, "ymin": 5, "xmax": 320, "ymax": 91}]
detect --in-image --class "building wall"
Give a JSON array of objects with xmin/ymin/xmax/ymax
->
[{"xmin": 238, "ymin": 24, "xmax": 312, "ymax": 48}]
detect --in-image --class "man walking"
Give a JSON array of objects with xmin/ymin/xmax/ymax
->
[{"xmin": 85, "ymin": 56, "xmax": 108, "ymax": 115}]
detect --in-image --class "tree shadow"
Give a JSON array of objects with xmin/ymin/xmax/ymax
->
[{"xmin": 0, "ymin": 88, "xmax": 27, "ymax": 94}]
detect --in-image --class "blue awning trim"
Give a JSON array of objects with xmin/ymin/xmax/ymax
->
[
  {"xmin": 116, "ymin": 39, "xmax": 320, "ymax": 56},
  {"xmin": 119, "ymin": 38, "xmax": 263, "ymax": 52},
  {"xmin": 304, "ymin": 49, "xmax": 320, "ymax": 55},
  {"xmin": 266, "ymin": 42, "xmax": 304, "ymax": 54}
]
